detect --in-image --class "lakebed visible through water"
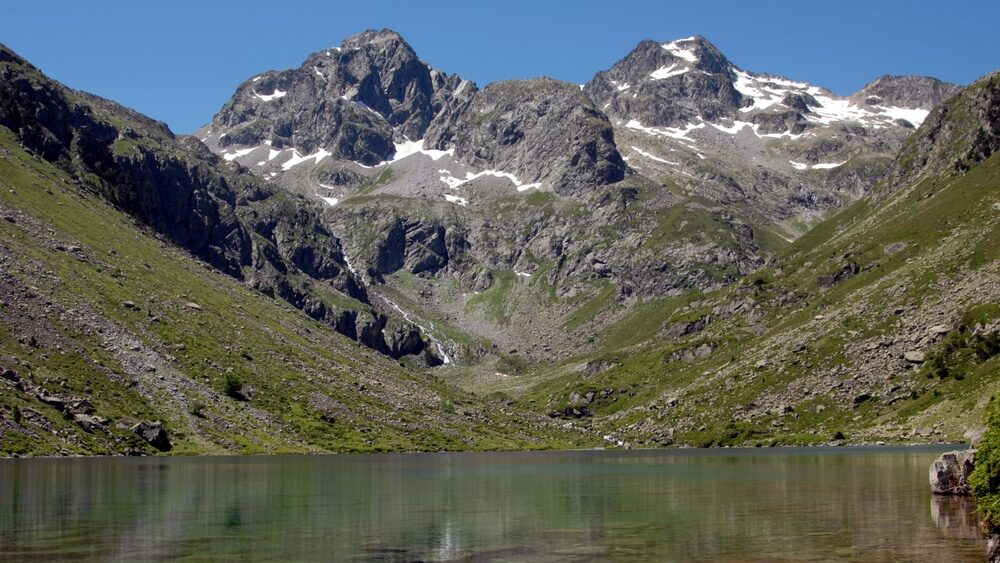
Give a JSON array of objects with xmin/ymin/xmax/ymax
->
[{"xmin": 0, "ymin": 446, "xmax": 985, "ymax": 561}]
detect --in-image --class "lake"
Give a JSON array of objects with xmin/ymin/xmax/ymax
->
[{"xmin": 0, "ymin": 446, "xmax": 985, "ymax": 561}]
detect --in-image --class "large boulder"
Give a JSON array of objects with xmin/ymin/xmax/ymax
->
[
  {"xmin": 131, "ymin": 420, "xmax": 172, "ymax": 452},
  {"xmin": 929, "ymin": 449, "xmax": 975, "ymax": 495}
]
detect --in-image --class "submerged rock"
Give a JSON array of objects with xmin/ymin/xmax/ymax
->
[{"xmin": 929, "ymin": 449, "xmax": 975, "ymax": 495}]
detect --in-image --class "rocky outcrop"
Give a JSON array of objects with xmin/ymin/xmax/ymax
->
[
  {"xmin": 585, "ymin": 36, "xmax": 743, "ymax": 127},
  {"xmin": 0, "ymin": 41, "xmax": 438, "ymax": 363},
  {"xmin": 131, "ymin": 420, "xmax": 172, "ymax": 452},
  {"xmin": 890, "ymin": 71, "xmax": 1000, "ymax": 186},
  {"xmin": 930, "ymin": 449, "xmax": 976, "ymax": 495},
  {"xmin": 849, "ymin": 75, "xmax": 961, "ymax": 111},
  {"xmin": 426, "ymin": 78, "xmax": 628, "ymax": 197},
  {"xmin": 206, "ymin": 29, "xmax": 474, "ymax": 165}
]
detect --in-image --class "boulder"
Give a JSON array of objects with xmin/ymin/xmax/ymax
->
[
  {"xmin": 904, "ymin": 350, "xmax": 926, "ymax": 363},
  {"xmin": 929, "ymin": 449, "xmax": 975, "ymax": 495},
  {"xmin": 73, "ymin": 413, "xmax": 108, "ymax": 433},
  {"xmin": 131, "ymin": 420, "xmax": 172, "ymax": 452}
]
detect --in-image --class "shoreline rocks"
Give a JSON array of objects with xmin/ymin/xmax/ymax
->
[{"xmin": 930, "ymin": 449, "xmax": 976, "ymax": 495}]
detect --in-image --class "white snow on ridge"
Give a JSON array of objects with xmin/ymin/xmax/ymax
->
[
  {"xmin": 732, "ymin": 67, "xmax": 932, "ymax": 128},
  {"xmin": 281, "ymin": 148, "xmax": 332, "ymax": 171},
  {"xmin": 443, "ymin": 194, "xmax": 468, "ymax": 206},
  {"xmin": 661, "ymin": 40, "xmax": 699, "ymax": 63},
  {"xmin": 252, "ymin": 76, "xmax": 262, "ymax": 82},
  {"xmin": 630, "ymin": 146, "xmax": 679, "ymax": 165},
  {"xmin": 253, "ymin": 89, "xmax": 287, "ymax": 102},
  {"xmin": 650, "ymin": 64, "xmax": 688, "ymax": 80}
]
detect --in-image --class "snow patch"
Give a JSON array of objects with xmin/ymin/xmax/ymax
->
[
  {"xmin": 281, "ymin": 148, "xmax": 332, "ymax": 171},
  {"xmin": 222, "ymin": 146, "xmax": 260, "ymax": 161},
  {"xmin": 443, "ymin": 193, "xmax": 468, "ymax": 206},
  {"xmin": 709, "ymin": 120, "xmax": 753, "ymax": 135},
  {"xmin": 626, "ymin": 119, "xmax": 704, "ymax": 142},
  {"xmin": 391, "ymin": 139, "xmax": 454, "ymax": 162},
  {"xmin": 438, "ymin": 169, "xmax": 541, "ymax": 192},
  {"xmin": 650, "ymin": 64, "xmax": 687, "ymax": 80},
  {"xmin": 661, "ymin": 39, "xmax": 699, "ymax": 63},
  {"xmin": 630, "ymin": 146, "xmax": 679, "ymax": 165},
  {"xmin": 253, "ymin": 89, "xmax": 287, "ymax": 102},
  {"xmin": 252, "ymin": 76, "xmax": 262, "ymax": 82},
  {"xmin": 790, "ymin": 160, "xmax": 848, "ymax": 170},
  {"xmin": 515, "ymin": 271, "xmax": 533, "ymax": 278},
  {"xmin": 811, "ymin": 160, "xmax": 848, "ymax": 169},
  {"xmin": 319, "ymin": 196, "xmax": 339, "ymax": 207}
]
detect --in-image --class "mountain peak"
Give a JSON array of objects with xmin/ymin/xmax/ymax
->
[
  {"xmin": 850, "ymin": 74, "xmax": 961, "ymax": 110},
  {"xmin": 340, "ymin": 28, "xmax": 410, "ymax": 51}
]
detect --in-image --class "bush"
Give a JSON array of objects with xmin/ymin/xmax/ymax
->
[
  {"xmin": 972, "ymin": 396, "xmax": 1000, "ymax": 532},
  {"xmin": 188, "ymin": 402, "xmax": 206, "ymax": 418},
  {"xmin": 223, "ymin": 373, "xmax": 244, "ymax": 400}
]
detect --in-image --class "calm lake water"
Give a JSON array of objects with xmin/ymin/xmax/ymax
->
[{"xmin": 0, "ymin": 446, "xmax": 985, "ymax": 561}]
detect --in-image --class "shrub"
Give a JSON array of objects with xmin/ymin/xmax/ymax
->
[{"xmin": 223, "ymin": 373, "xmax": 244, "ymax": 400}]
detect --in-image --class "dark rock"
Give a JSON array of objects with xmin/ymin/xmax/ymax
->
[
  {"xmin": 818, "ymin": 261, "xmax": 860, "ymax": 288},
  {"xmin": 852, "ymin": 393, "xmax": 872, "ymax": 406},
  {"xmin": 130, "ymin": 420, "xmax": 172, "ymax": 451},
  {"xmin": 929, "ymin": 449, "xmax": 975, "ymax": 495}
]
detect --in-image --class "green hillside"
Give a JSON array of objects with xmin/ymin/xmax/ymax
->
[{"xmin": 0, "ymin": 127, "xmax": 589, "ymax": 456}]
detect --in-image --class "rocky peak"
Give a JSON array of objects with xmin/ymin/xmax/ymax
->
[
  {"xmin": 850, "ymin": 75, "xmax": 961, "ymax": 110},
  {"xmin": 425, "ymin": 77, "xmax": 628, "ymax": 196},
  {"xmin": 584, "ymin": 35, "xmax": 742, "ymax": 128},
  {"xmin": 889, "ymin": 71, "xmax": 1000, "ymax": 186},
  {"xmin": 202, "ymin": 29, "xmax": 472, "ymax": 166}
]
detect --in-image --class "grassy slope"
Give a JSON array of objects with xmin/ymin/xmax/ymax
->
[
  {"xmin": 509, "ymin": 147, "xmax": 1000, "ymax": 447},
  {"xmin": 0, "ymin": 127, "xmax": 592, "ymax": 456}
]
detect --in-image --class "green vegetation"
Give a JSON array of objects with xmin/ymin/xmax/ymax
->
[
  {"xmin": 0, "ymin": 126, "xmax": 591, "ymax": 456},
  {"xmin": 972, "ymin": 396, "xmax": 1000, "ymax": 532}
]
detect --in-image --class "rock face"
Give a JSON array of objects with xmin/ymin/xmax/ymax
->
[
  {"xmin": 131, "ymin": 420, "xmax": 172, "ymax": 452},
  {"xmin": 889, "ymin": 71, "xmax": 1000, "ymax": 187},
  {"xmin": 930, "ymin": 449, "xmax": 976, "ymax": 495},
  {"xmin": 207, "ymin": 29, "xmax": 472, "ymax": 165},
  {"xmin": 849, "ymin": 75, "xmax": 961, "ymax": 112},
  {"xmin": 425, "ymin": 78, "xmax": 628, "ymax": 196},
  {"xmin": 0, "ymin": 41, "xmax": 439, "ymax": 364},
  {"xmin": 584, "ymin": 36, "xmax": 743, "ymax": 127}
]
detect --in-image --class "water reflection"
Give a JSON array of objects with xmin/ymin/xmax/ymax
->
[
  {"xmin": 0, "ymin": 447, "xmax": 987, "ymax": 561},
  {"xmin": 931, "ymin": 494, "xmax": 982, "ymax": 539}
]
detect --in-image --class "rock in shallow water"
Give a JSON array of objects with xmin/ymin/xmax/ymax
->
[{"xmin": 929, "ymin": 449, "xmax": 975, "ymax": 495}]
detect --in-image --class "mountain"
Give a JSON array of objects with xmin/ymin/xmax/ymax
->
[
  {"xmin": 2, "ymin": 30, "xmax": 996, "ymax": 457},
  {"xmin": 198, "ymin": 30, "xmax": 960, "ymax": 368},
  {"xmin": 516, "ymin": 70, "xmax": 1000, "ymax": 447},
  {"xmin": 0, "ymin": 43, "xmax": 592, "ymax": 455},
  {"xmin": 585, "ymin": 36, "xmax": 960, "ymax": 227}
]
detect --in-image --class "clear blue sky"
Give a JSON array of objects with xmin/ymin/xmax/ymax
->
[{"xmin": 2, "ymin": 0, "xmax": 998, "ymax": 134}]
